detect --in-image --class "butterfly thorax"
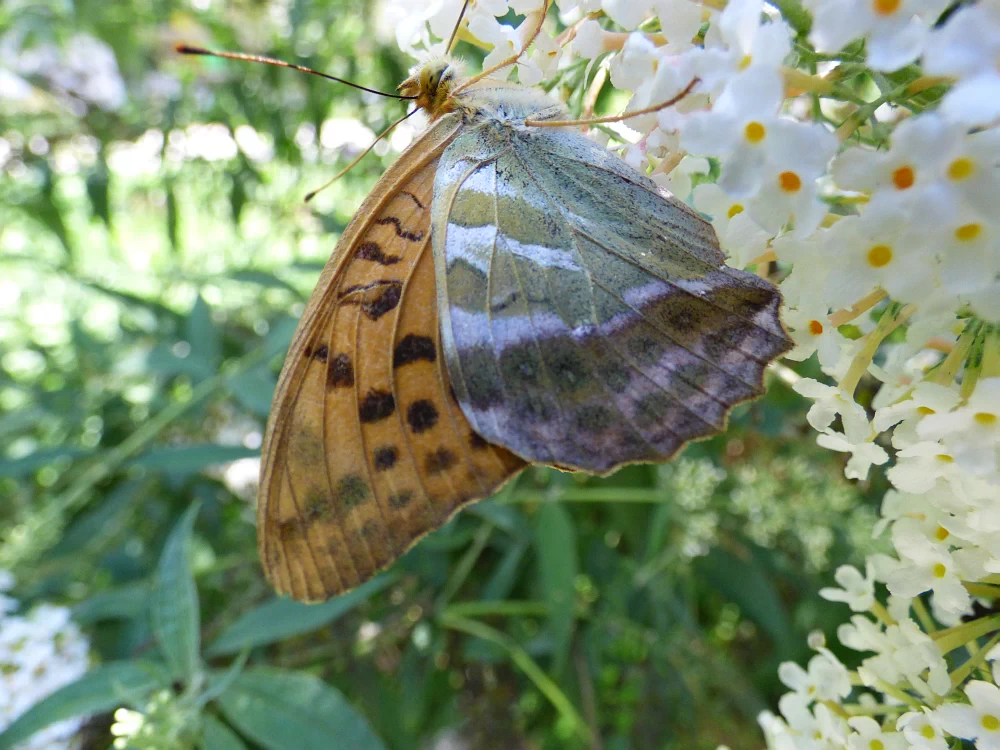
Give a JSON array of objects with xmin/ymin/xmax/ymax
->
[{"xmin": 398, "ymin": 58, "xmax": 564, "ymax": 125}]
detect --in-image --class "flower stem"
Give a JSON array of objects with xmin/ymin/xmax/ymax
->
[
  {"xmin": 924, "ymin": 319, "xmax": 980, "ymax": 386},
  {"xmin": 840, "ymin": 303, "xmax": 914, "ymax": 395},
  {"xmin": 829, "ymin": 289, "xmax": 887, "ymax": 327},
  {"xmin": 930, "ymin": 614, "xmax": 1000, "ymax": 655}
]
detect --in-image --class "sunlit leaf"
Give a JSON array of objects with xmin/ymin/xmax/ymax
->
[{"xmin": 151, "ymin": 503, "xmax": 202, "ymax": 679}]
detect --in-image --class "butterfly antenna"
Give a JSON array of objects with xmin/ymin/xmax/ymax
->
[
  {"xmin": 175, "ymin": 45, "xmax": 417, "ymax": 100},
  {"xmin": 452, "ymin": 0, "xmax": 550, "ymax": 94},
  {"xmin": 304, "ymin": 108, "xmax": 419, "ymax": 202},
  {"xmin": 445, "ymin": 0, "xmax": 471, "ymax": 54},
  {"xmin": 524, "ymin": 77, "xmax": 701, "ymax": 128}
]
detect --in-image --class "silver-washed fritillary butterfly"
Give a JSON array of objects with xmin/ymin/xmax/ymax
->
[{"xmin": 182, "ymin": 2, "xmax": 792, "ymax": 601}]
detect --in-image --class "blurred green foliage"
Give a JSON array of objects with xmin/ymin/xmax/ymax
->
[{"xmin": 1, "ymin": 1, "xmax": 886, "ymax": 748}]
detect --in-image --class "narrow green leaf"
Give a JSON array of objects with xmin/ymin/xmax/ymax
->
[
  {"xmin": 152, "ymin": 503, "xmax": 202, "ymax": 679},
  {"xmin": 0, "ymin": 447, "xmax": 92, "ymax": 478},
  {"xmin": 186, "ymin": 295, "xmax": 222, "ymax": 369},
  {"xmin": 227, "ymin": 368, "xmax": 277, "ymax": 417},
  {"xmin": 694, "ymin": 546, "xmax": 794, "ymax": 648},
  {"xmin": 130, "ymin": 445, "xmax": 257, "ymax": 473},
  {"xmin": 535, "ymin": 502, "xmax": 577, "ymax": 675},
  {"xmin": 206, "ymin": 573, "xmax": 396, "ymax": 656},
  {"xmin": 201, "ymin": 716, "xmax": 248, "ymax": 750},
  {"xmin": 0, "ymin": 662, "xmax": 169, "ymax": 750},
  {"xmin": 73, "ymin": 582, "xmax": 150, "ymax": 624},
  {"xmin": 218, "ymin": 668, "xmax": 386, "ymax": 750}
]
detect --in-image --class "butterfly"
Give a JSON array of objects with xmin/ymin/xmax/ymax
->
[{"xmin": 183, "ymin": 5, "xmax": 792, "ymax": 602}]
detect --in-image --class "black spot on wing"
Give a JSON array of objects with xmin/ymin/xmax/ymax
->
[
  {"xmin": 399, "ymin": 191, "xmax": 425, "ymax": 209},
  {"xmin": 425, "ymin": 448, "xmax": 457, "ymax": 475},
  {"xmin": 373, "ymin": 445, "xmax": 399, "ymax": 471},
  {"xmin": 306, "ymin": 344, "xmax": 329, "ymax": 362},
  {"xmin": 327, "ymin": 353, "xmax": 354, "ymax": 388},
  {"xmin": 359, "ymin": 389, "xmax": 396, "ymax": 423},
  {"xmin": 469, "ymin": 431, "xmax": 489, "ymax": 450},
  {"xmin": 394, "ymin": 334, "xmax": 437, "ymax": 367},
  {"xmin": 407, "ymin": 399, "xmax": 439, "ymax": 433}
]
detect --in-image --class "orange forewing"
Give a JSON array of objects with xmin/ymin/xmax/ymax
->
[{"xmin": 258, "ymin": 117, "xmax": 526, "ymax": 601}]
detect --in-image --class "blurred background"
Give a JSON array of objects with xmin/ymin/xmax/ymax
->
[{"xmin": 1, "ymin": 1, "xmax": 887, "ymax": 748}]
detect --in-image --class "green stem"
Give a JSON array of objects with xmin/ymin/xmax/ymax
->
[
  {"xmin": 504, "ymin": 488, "xmax": 662, "ymax": 504},
  {"xmin": 964, "ymin": 582, "xmax": 1000, "ymax": 599},
  {"xmin": 840, "ymin": 303, "xmax": 913, "ymax": 395},
  {"xmin": 931, "ymin": 614, "xmax": 1000, "ymax": 655},
  {"xmin": 439, "ymin": 613, "xmax": 590, "ymax": 740},
  {"xmin": 948, "ymin": 632, "xmax": 1000, "ymax": 691},
  {"xmin": 925, "ymin": 319, "xmax": 981, "ymax": 386},
  {"xmin": 444, "ymin": 600, "xmax": 549, "ymax": 619},
  {"xmin": 435, "ymin": 522, "xmax": 494, "ymax": 610}
]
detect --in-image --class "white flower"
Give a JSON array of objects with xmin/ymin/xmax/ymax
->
[
  {"xmin": 778, "ymin": 693, "xmax": 848, "ymax": 748},
  {"xmin": 817, "ymin": 429, "xmax": 890, "ymax": 481},
  {"xmin": 886, "ymin": 530, "xmax": 973, "ymax": 614},
  {"xmin": 793, "ymin": 378, "xmax": 871, "ymax": 438},
  {"xmin": 804, "ymin": 0, "xmax": 950, "ymax": 72},
  {"xmin": 778, "ymin": 649, "xmax": 852, "ymax": 703},
  {"xmin": 846, "ymin": 716, "xmax": 907, "ymax": 750},
  {"xmin": 601, "ymin": 0, "xmax": 651, "ymax": 30},
  {"xmin": 782, "ymin": 300, "xmax": 847, "ymax": 370},
  {"xmin": 820, "ymin": 563, "xmax": 876, "ymax": 612},
  {"xmin": 691, "ymin": 182, "xmax": 772, "ymax": 267},
  {"xmin": 701, "ymin": 0, "xmax": 792, "ymax": 92},
  {"xmin": 873, "ymin": 380, "xmax": 961, "ymax": 448},
  {"xmin": 886, "ymin": 441, "xmax": 962, "ymax": 494},
  {"xmin": 896, "ymin": 709, "xmax": 949, "ymax": 750},
  {"xmin": 469, "ymin": 14, "xmax": 521, "ymax": 77},
  {"xmin": 934, "ymin": 211, "xmax": 1000, "ymax": 298},
  {"xmin": 923, "ymin": 2, "xmax": 1000, "ymax": 125},
  {"xmin": 920, "ymin": 378, "xmax": 1000, "ymax": 480},
  {"xmin": 935, "ymin": 681, "xmax": 1000, "ymax": 750},
  {"xmin": 571, "ymin": 19, "xmax": 606, "ymax": 58},
  {"xmin": 822, "ymin": 208, "xmax": 937, "ymax": 309}
]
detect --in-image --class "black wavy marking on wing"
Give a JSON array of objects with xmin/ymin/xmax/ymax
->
[{"xmin": 441, "ymin": 123, "xmax": 791, "ymax": 473}]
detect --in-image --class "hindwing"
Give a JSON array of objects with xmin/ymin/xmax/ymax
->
[{"xmin": 432, "ymin": 120, "xmax": 793, "ymax": 473}]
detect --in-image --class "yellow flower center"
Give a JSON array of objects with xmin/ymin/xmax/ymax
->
[
  {"xmin": 937, "ymin": 454, "xmax": 954, "ymax": 464},
  {"xmin": 873, "ymin": 0, "xmax": 902, "ymax": 14},
  {"xmin": 935, "ymin": 525, "xmax": 950, "ymax": 541},
  {"xmin": 727, "ymin": 203, "xmax": 745, "ymax": 219},
  {"xmin": 779, "ymin": 171, "xmax": 802, "ymax": 192},
  {"xmin": 982, "ymin": 715, "xmax": 1000, "ymax": 732},
  {"xmin": 955, "ymin": 223, "xmax": 982, "ymax": 242},
  {"xmin": 932, "ymin": 562, "xmax": 947, "ymax": 578},
  {"xmin": 870, "ymin": 740, "xmax": 885, "ymax": 750},
  {"xmin": 920, "ymin": 725, "xmax": 936, "ymax": 739},
  {"xmin": 867, "ymin": 244, "xmax": 893, "ymax": 268},
  {"xmin": 739, "ymin": 54, "xmax": 752, "ymax": 70},
  {"xmin": 917, "ymin": 406, "xmax": 935, "ymax": 415},
  {"xmin": 975, "ymin": 412, "xmax": 998, "ymax": 426},
  {"xmin": 948, "ymin": 157, "xmax": 975, "ymax": 181},
  {"xmin": 892, "ymin": 165, "xmax": 915, "ymax": 190},
  {"xmin": 809, "ymin": 320, "xmax": 824, "ymax": 335},
  {"xmin": 744, "ymin": 121, "xmax": 766, "ymax": 143}
]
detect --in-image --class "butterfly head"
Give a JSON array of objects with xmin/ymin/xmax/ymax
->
[{"xmin": 398, "ymin": 58, "xmax": 461, "ymax": 119}]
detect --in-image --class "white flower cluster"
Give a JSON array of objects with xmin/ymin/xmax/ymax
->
[
  {"xmin": 386, "ymin": 0, "xmax": 1000, "ymax": 747},
  {"xmin": 0, "ymin": 571, "xmax": 91, "ymax": 750}
]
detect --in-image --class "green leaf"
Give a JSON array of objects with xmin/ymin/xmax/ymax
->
[
  {"xmin": 225, "ymin": 269, "xmax": 302, "ymax": 297},
  {"xmin": 0, "ymin": 662, "xmax": 169, "ymax": 750},
  {"xmin": 206, "ymin": 573, "xmax": 397, "ymax": 656},
  {"xmin": 0, "ymin": 447, "xmax": 92, "ymax": 478},
  {"xmin": 130, "ymin": 444, "xmax": 257, "ymax": 473},
  {"xmin": 218, "ymin": 668, "xmax": 386, "ymax": 750},
  {"xmin": 152, "ymin": 503, "xmax": 202, "ymax": 679},
  {"xmin": 186, "ymin": 295, "xmax": 222, "ymax": 369},
  {"xmin": 73, "ymin": 582, "xmax": 150, "ymax": 624},
  {"xmin": 50, "ymin": 479, "xmax": 140, "ymax": 558},
  {"xmin": 694, "ymin": 546, "xmax": 794, "ymax": 648},
  {"xmin": 227, "ymin": 368, "xmax": 277, "ymax": 417},
  {"xmin": 535, "ymin": 502, "xmax": 577, "ymax": 676},
  {"xmin": 201, "ymin": 715, "xmax": 248, "ymax": 750}
]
